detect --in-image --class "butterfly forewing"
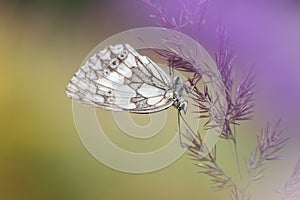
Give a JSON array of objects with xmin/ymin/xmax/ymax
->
[{"xmin": 66, "ymin": 43, "xmax": 175, "ymax": 113}]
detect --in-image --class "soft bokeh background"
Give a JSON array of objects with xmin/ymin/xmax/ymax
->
[{"xmin": 1, "ymin": 0, "xmax": 299, "ymax": 199}]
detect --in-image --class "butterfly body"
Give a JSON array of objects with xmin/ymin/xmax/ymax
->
[{"xmin": 66, "ymin": 44, "xmax": 188, "ymax": 114}]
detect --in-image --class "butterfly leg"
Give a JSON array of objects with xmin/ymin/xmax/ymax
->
[
  {"xmin": 177, "ymin": 110, "xmax": 185, "ymax": 148},
  {"xmin": 178, "ymin": 111, "xmax": 205, "ymax": 148}
]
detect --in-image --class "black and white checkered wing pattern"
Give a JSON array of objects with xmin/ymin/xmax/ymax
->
[{"xmin": 65, "ymin": 44, "xmax": 175, "ymax": 113}]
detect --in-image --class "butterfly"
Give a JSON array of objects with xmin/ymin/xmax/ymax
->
[{"xmin": 65, "ymin": 43, "xmax": 189, "ymax": 115}]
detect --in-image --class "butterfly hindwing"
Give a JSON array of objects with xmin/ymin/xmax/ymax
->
[{"xmin": 66, "ymin": 43, "xmax": 174, "ymax": 113}]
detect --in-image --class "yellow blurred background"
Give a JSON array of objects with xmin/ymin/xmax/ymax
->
[{"xmin": 0, "ymin": 1, "xmax": 294, "ymax": 200}]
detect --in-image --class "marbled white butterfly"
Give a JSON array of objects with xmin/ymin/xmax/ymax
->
[{"xmin": 65, "ymin": 44, "xmax": 189, "ymax": 115}]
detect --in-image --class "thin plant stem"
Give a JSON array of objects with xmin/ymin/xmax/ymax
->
[{"xmin": 233, "ymin": 124, "xmax": 243, "ymax": 182}]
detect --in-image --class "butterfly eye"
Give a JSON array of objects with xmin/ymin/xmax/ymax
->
[
  {"xmin": 103, "ymin": 69, "xmax": 110, "ymax": 76},
  {"xmin": 107, "ymin": 97, "xmax": 115, "ymax": 103},
  {"xmin": 106, "ymin": 90, "xmax": 113, "ymax": 96},
  {"xmin": 118, "ymin": 50, "xmax": 128, "ymax": 60},
  {"xmin": 109, "ymin": 58, "xmax": 119, "ymax": 69}
]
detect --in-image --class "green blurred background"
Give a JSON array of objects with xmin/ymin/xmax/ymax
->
[{"xmin": 0, "ymin": 1, "xmax": 295, "ymax": 200}]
